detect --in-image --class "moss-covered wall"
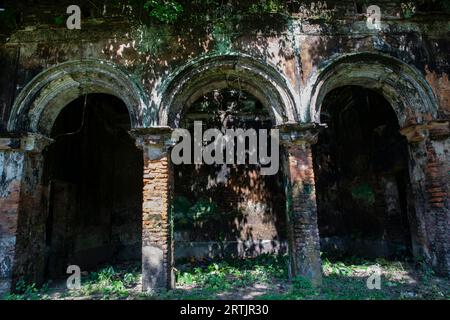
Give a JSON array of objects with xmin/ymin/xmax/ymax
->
[
  {"xmin": 1, "ymin": 0, "xmax": 449, "ymax": 292},
  {"xmin": 1, "ymin": 0, "xmax": 449, "ymax": 132}
]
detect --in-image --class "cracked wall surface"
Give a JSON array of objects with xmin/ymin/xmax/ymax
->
[{"xmin": 0, "ymin": 1, "xmax": 449, "ymax": 293}]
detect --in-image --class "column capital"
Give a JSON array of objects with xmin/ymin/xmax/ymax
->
[
  {"xmin": 276, "ymin": 122, "xmax": 326, "ymax": 146},
  {"xmin": 129, "ymin": 127, "xmax": 175, "ymax": 160},
  {"xmin": 400, "ymin": 120, "xmax": 450, "ymax": 143},
  {"xmin": 0, "ymin": 133, "xmax": 53, "ymax": 153}
]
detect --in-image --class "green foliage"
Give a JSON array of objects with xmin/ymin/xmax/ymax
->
[
  {"xmin": 188, "ymin": 198, "xmax": 218, "ymax": 221},
  {"xmin": 176, "ymin": 254, "xmax": 289, "ymax": 294},
  {"xmin": 3, "ymin": 279, "xmax": 50, "ymax": 300},
  {"xmin": 415, "ymin": 256, "xmax": 436, "ymax": 282},
  {"xmin": 248, "ymin": 0, "xmax": 286, "ymax": 14},
  {"xmin": 292, "ymin": 276, "xmax": 313, "ymax": 290},
  {"xmin": 173, "ymin": 195, "xmax": 193, "ymax": 225},
  {"xmin": 323, "ymin": 258, "xmax": 354, "ymax": 276},
  {"xmin": 210, "ymin": 20, "xmax": 234, "ymax": 53},
  {"xmin": 143, "ymin": 0, "xmax": 183, "ymax": 24},
  {"xmin": 54, "ymin": 15, "xmax": 64, "ymax": 26},
  {"xmin": 3, "ymin": 255, "xmax": 449, "ymax": 300},
  {"xmin": 401, "ymin": 2, "xmax": 416, "ymax": 18},
  {"xmin": 78, "ymin": 265, "xmax": 141, "ymax": 299},
  {"xmin": 173, "ymin": 196, "xmax": 219, "ymax": 227}
]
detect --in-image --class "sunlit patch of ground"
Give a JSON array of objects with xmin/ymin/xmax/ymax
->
[{"xmin": 3, "ymin": 255, "xmax": 449, "ymax": 300}]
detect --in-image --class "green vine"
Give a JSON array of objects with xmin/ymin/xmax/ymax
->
[
  {"xmin": 143, "ymin": 0, "xmax": 183, "ymax": 24},
  {"xmin": 0, "ymin": 5, "xmax": 17, "ymax": 34},
  {"xmin": 143, "ymin": 0, "xmax": 288, "ymax": 24},
  {"xmin": 248, "ymin": 0, "xmax": 286, "ymax": 14}
]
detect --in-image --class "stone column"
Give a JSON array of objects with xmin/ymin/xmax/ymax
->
[
  {"xmin": 0, "ymin": 133, "xmax": 53, "ymax": 294},
  {"xmin": 131, "ymin": 127, "xmax": 175, "ymax": 292},
  {"xmin": 401, "ymin": 120, "xmax": 450, "ymax": 276},
  {"xmin": 278, "ymin": 123, "xmax": 323, "ymax": 286}
]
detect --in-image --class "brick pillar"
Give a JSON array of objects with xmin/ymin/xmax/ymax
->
[
  {"xmin": 401, "ymin": 120, "xmax": 450, "ymax": 276},
  {"xmin": 131, "ymin": 128, "xmax": 175, "ymax": 292},
  {"xmin": 0, "ymin": 134, "xmax": 53, "ymax": 294},
  {"xmin": 279, "ymin": 123, "xmax": 323, "ymax": 287}
]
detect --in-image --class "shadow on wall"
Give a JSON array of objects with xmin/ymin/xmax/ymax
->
[
  {"xmin": 173, "ymin": 89, "xmax": 287, "ymax": 258},
  {"xmin": 175, "ymin": 240, "xmax": 288, "ymax": 261}
]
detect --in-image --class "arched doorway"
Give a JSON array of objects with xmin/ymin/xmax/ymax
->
[
  {"xmin": 42, "ymin": 94, "xmax": 143, "ymax": 280},
  {"xmin": 173, "ymin": 88, "xmax": 287, "ymax": 261},
  {"xmin": 5, "ymin": 60, "xmax": 147, "ymax": 289},
  {"xmin": 312, "ymin": 86, "xmax": 413, "ymax": 259},
  {"xmin": 138, "ymin": 55, "xmax": 323, "ymax": 290},
  {"xmin": 308, "ymin": 53, "xmax": 449, "ymax": 275}
]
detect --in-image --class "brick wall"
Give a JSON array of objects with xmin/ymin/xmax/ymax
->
[
  {"xmin": 141, "ymin": 148, "xmax": 174, "ymax": 290},
  {"xmin": 284, "ymin": 142, "xmax": 322, "ymax": 286}
]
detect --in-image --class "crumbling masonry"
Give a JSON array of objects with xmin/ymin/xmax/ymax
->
[{"xmin": 0, "ymin": 1, "xmax": 449, "ymax": 294}]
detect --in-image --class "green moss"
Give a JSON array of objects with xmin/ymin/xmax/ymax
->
[
  {"xmin": 143, "ymin": 0, "xmax": 183, "ymax": 24},
  {"xmin": 54, "ymin": 15, "xmax": 64, "ymax": 26}
]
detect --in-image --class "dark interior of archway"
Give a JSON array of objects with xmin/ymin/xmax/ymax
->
[
  {"xmin": 174, "ymin": 89, "xmax": 286, "ymax": 262},
  {"xmin": 312, "ymin": 86, "xmax": 413, "ymax": 260},
  {"xmin": 42, "ymin": 94, "xmax": 143, "ymax": 279}
]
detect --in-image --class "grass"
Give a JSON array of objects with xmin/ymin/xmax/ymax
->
[
  {"xmin": 160, "ymin": 254, "xmax": 288, "ymax": 299},
  {"xmin": 3, "ymin": 263, "xmax": 141, "ymax": 300},
  {"xmin": 177, "ymin": 255, "xmax": 287, "ymax": 288},
  {"xmin": 3, "ymin": 254, "xmax": 449, "ymax": 300}
]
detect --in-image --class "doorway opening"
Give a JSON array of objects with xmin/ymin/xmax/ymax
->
[
  {"xmin": 42, "ymin": 94, "xmax": 143, "ymax": 280},
  {"xmin": 312, "ymin": 86, "xmax": 413, "ymax": 260},
  {"xmin": 173, "ymin": 89, "xmax": 287, "ymax": 264}
]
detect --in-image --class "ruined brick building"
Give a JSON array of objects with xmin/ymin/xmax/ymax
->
[{"xmin": 0, "ymin": 0, "xmax": 449, "ymax": 294}]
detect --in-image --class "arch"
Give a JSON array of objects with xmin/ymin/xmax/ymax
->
[
  {"xmin": 8, "ymin": 59, "xmax": 148, "ymax": 135},
  {"xmin": 308, "ymin": 53, "xmax": 439, "ymax": 128},
  {"xmin": 159, "ymin": 54, "xmax": 298, "ymax": 127}
]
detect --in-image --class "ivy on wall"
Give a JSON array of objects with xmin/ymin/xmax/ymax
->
[
  {"xmin": 3, "ymin": 0, "xmax": 450, "ymax": 40},
  {"xmin": 142, "ymin": 0, "xmax": 288, "ymax": 24},
  {"xmin": 143, "ymin": 0, "xmax": 184, "ymax": 24}
]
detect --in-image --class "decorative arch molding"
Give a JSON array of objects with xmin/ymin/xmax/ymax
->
[
  {"xmin": 308, "ymin": 52, "xmax": 439, "ymax": 128},
  {"xmin": 8, "ymin": 59, "xmax": 148, "ymax": 135},
  {"xmin": 158, "ymin": 54, "xmax": 299, "ymax": 128}
]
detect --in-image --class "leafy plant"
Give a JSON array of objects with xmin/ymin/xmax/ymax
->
[
  {"xmin": 173, "ymin": 195, "xmax": 193, "ymax": 225},
  {"xmin": 173, "ymin": 197, "xmax": 219, "ymax": 227},
  {"xmin": 144, "ymin": 0, "xmax": 183, "ymax": 24},
  {"xmin": 4, "ymin": 279, "xmax": 46, "ymax": 300},
  {"xmin": 292, "ymin": 276, "xmax": 313, "ymax": 290},
  {"xmin": 249, "ymin": 0, "xmax": 286, "ymax": 14},
  {"xmin": 323, "ymin": 258, "xmax": 354, "ymax": 276},
  {"xmin": 401, "ymin": 2, "xmax": 416, "ymax": 18},
  {"xmin": 54, "ymin": 15, "xmax": 64, "ymax": 26},
  {"xmin": 188, "ymin": 198, "xmax": 218, "ymax": 221},
  {"xmin": 74, "ymin": 264, "xmax": 141, "ymax": 299}
]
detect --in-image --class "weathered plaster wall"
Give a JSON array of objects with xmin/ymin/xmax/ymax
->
[
  {"xmin": 1, "ymin": 2, "xmax": 448, "ymax": 131},
  {"xmin": 0, "ymin": 149, "xmax": 24, "ymax": 294},
  {"xmin": 0, "ymin": 0, "xmax": 449, "ymax": 292}
]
